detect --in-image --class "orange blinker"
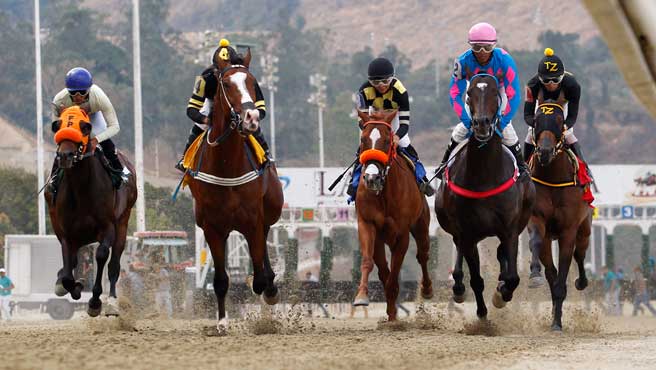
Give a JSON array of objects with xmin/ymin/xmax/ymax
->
[
  {"xmin": 359, "ymin": 149, "xmax": 390, "ymax": 165},
  {"xmin": 54, "ymin": 106, "xmax": 91, "ymax": 148}
]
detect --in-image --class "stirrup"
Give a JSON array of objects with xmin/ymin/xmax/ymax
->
[
  {"xmin": 420, "ymin": 182, "xmax": 435, "ymax": 196},
  {"xmin": 175, "ymin": 158, "xmax": 185, "ymax": 172}
]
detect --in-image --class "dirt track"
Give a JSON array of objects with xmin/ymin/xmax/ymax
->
[{"xmin": 1, "ymin": 300, "xmax": 655, "ymax": 370}]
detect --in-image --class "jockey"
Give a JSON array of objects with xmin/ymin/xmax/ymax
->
[
  {"xmin": 436, "ymin": 22, "xmax": 528, "ymax": 178},
  {"xmin": 176, "ymin": 38, "xmax": 270, "ymax": 171},
  {"xmin": 523, "ymin": 48, "xmax": 589, "ymax": 175},
  {"xmin": 346, "ymin": 57, "xmax": 435, "ymax": 201},
  {"xmin": 50, "ymin": 67, "xmax": 128, "ymax": 190}
]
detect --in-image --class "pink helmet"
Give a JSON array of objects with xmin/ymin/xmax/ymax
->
[{"xmin": 468, "ymin": 22, "xmax": 497, "ymax": 44}]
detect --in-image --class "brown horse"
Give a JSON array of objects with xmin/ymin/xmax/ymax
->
[
  {"xmin": 186, "ymin": 49, "xmax": 284, "ymax": 332},
  {"xmin": 435, "ymin": 74, "xmax": 535, "ymax": 319},
  {"xmin": 352, "ymin": 109, "xmax": 433, "ymax": 321},
  {"xmin": 45, "ymin": 105, "xmax": 137, "ymax": 317},
  {"xmin": 527, "ymin": 103, "xmax": 592, "ymax": 331}
]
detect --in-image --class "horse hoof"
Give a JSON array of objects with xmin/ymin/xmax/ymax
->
[
  {"xmin": 551, "ymin": 323, "xmax": 563, "ymax": 332},
  {"xmin": 420, "ymin": 284, "xmax": 434, "ymax": 300},
  {"xmin": 575, "ymin": 278, "xmax": 588, "ymax": 291},
  {"xmin": 54, "ymin": 283, "xmax": 67, "ymax": 297},
  {"xmin": 217, "ymin": 318, "xmax": 229, "ymax": 336},
  {"xmin": 87, "ymin": 306, "xmax": 102, "ymax": 317},
  {"xmin": 71, "ymin": 290, "xmax": 82, "ymax": 301},
  {"xmin": 262, "ymin": 290, "xmax": 280, "ymax": 305},
  {"xmin": 492, "ymin": 291, "xmax": 506, "ymax": 309},
  {"xmin": 104, "ymin": 297, "xmax": 120, "ymax": 317},
  {"xmin": 353, "ymin": 295, "xmax": 369, "ymax": 307},
  {"xmin": 453, "ymin": 294, "xmax": 465, "ymax": 304},
  {"xmin": 528, "ymin": 275, "xmax": 546, "ymax": 289}
]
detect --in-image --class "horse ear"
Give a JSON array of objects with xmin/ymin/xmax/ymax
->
[
  {"xmin": 382, "ymin": 109, "xmax": 397, "ymax": 123},
  {"xmin": 51, "ymin": 119, "xmax": 61, "ymax": 133},
  {"xmin": 356, "ymin": 109, "xmax": 370, "ymax": 123},
  {"xmin": 80, "ymin": 121, "xmax": 92, "ymax": 137},
  {"xmin": 243, "ymin": 47, "xmax": 252, "ymax": 68}
]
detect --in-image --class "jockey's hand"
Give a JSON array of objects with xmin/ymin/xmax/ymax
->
[
  {"xmin": 89, "ymin": 138, "xmax": 98, "ymax": 153},
  {"xmin": 393, "ymin": 134, "xmax": 400, "ymax": 146}
]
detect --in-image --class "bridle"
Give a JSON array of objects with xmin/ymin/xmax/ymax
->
[{"xmin": 206, "ymin": 64, "xmax": 252, "ymax": 147}]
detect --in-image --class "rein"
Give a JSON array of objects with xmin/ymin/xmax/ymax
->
[{"xmin": 530, "ymin": 103, "xmax": 577, "ymax": 187}]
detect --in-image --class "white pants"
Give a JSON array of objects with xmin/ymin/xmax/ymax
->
[
  {"xmin": 0, "ymin": 296, "xmax": 11, "ymax": 321},
  {"xmin": 90, "ymin": 111, "xmax": 107, "ymax": 137},
  {"xmin": 525, "ymin": 127, "xmax": 577, "ymax": 145},
  {"xmin": 451, "ymin": 121, "xmax": 519, "ymax": 146}
]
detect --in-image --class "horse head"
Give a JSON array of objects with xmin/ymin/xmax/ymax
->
[
  {"xmin": 53, "ymin": 106, "xmax": 92, "ymax": 169},
  {"xmin": 533, "ymin": 103, "xmax": 565, "ymax": 166},
  {"xmin": 357, "ymin": 108, "xmax": 397, "ymax": 193},
  {"xmin": 467, "ymin": 74, "xmax": 500, "ymax": 142},
  {"xmin": 211, "ymin": 47, "xmax": 262, "ymax": 141}
]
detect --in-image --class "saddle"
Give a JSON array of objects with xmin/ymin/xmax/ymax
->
[
  {"xmin": 528, "ymin": 147, "xmax": 594, "ymax": 207},
  {"xmin": 181, "ymin": 131, "xmax": 267, "ymax": 187}
]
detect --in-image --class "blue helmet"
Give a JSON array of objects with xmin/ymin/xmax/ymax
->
[{"xmin": 65, "ymin": 67, "xmax": 93, "ymax": 91}]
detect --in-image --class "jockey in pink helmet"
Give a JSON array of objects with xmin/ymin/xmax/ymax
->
[{"xmin": 436, "ymin": 22, "xmax": 528, "ymax": 178}]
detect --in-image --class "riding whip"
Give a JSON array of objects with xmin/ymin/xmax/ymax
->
[{"xmin": 328, "ymin": 157, "xmax": 359, "ymax": 192}]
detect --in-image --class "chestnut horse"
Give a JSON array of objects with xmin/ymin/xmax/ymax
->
[
  {"xmin": 45, "ymin": 105, "xmax": 137, "ymax": 317},
  {"xmin": 435, "ymin": 74, "xmax": 535, "ymax": 319},
  {"xmin": 353, "ymin": 109, "xmax": 433, "ymax": 321},
  {"xmin": 186, "ymin": 49, "xmax": 283, "ymax": 332},
  {"xmin": 527, "ymin": 103, "xmax": 592, "ymax": 331}
]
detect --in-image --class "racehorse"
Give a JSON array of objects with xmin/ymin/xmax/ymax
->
[
  {"xmin": 527, "ymin": 103, "xmax": 592, "ymax": 331},
  {"xmin": 45, "ymin": 105, "xmax": 137, "ymax": 317},
  {"xmin": 186, "ymin": 48, "xmax": 284, "ymax": 332},
  {"xmin": 435, "ymin": 74, "xmax": 535, "ymax": 319},
  {"xmin": 352, "ymin": 109, "xmax": 433, "ymax": 321}
]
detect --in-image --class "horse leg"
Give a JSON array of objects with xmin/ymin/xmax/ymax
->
[
  {"xmin": 462, "ymin": 240, "xmax": 487, "ymax": 319},
  {"xmin": 373, "ymin": 236, "xmax": 389, "ymax": 284},
  {"xmin": 104, "ymin": 220, "xmax": 129, "ymax": 316},
  {"xmin": 551, "ymin": 232, "xmax": 577, "ymax": 331},
  {"xmin": 495, "ymin": 235, "xmax": 520, "ymax": 307},
  {"xmin": 261, "ymin": 225, "xmax": 280, "ymax": 305},
  {"xmin": 354, "ymin": 221, "xmax": 376, "ymax": 306},
  {"xmin": 87, "ymin": 232, "xmax": 114, "ymax": 317},
  {"xmin": 574, "ymin": 221, "xmax": 592, "ymax": 291},
  {"xmin": 204, "ymin": 226, "xmax": 230, "ymax": 332},
  {"xmin": 58, "ymin": 240, "xmax": 83, "ymax": 300},
  {"xmin": 411, "ymin": 213, "xmax": 433, "ymax": 300},
  {"xmin": 385, "ymin": 234, "xmax": 410, "ymax": 321},
  {"xmin": 528, "ymin": 222, "xmax": 546, "ymax": 288},
  {"xmin": 452, "ymin": 244, "xmax": 466, "ymax": 303},
  {"xmin": 244, "ymin": 221, "xmax": 268, "ymax": 296}
]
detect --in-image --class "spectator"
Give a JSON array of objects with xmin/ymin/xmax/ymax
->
[
  {"xmin": 602, "ymin": 265, "xmax": 621, "ymax": 316},
  {"xmin": 0, "ymin": 268, "xmax": 15, "ymax": 321},
  {"xmin": 153, "ymin": 264, "xmax": 172, "ymax": 318},
  {"xmin": 632, "ymin": 266, "xmax": 656, "ymax": 317},
  {"xmin": 305, "ymin": 271, "xmax": 319, "ymax": 283}
]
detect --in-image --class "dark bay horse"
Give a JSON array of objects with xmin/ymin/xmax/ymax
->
[
  {"xmin": 435, "ymin": 74, "xmax": 535, "ymax": 319},
  {"xmin": 527, "ymin": 103, "xmax": 592, "ymax": 331},
  {"xmin": 45, "ymin": 105, "xmax": 137, "ymax": 317},
  {"xmin": 353, "ymin": 109, "xmax": 433, "ymax": 321},
  {"xmin": 186, "ymin": 49, "xmax": 283, "ymax": 332}
]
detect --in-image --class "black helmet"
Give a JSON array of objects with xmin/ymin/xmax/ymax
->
[
  {"xmin": 538, "ymin": 48, "xmax": 564, "ymax": 80},
  {"xmin": 368, "ymin": 57, "xmax": 394, "ymax": 79}
]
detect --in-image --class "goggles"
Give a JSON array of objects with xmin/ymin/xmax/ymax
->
[
  {"xmin": 469, "ymin": 43, "xmax": 495, "ymax": 53},
  {"xmin": 68, "ymin": 90, "xmax": 89, "ymax": 97},
  {"xmin": 539, "ymin": 74, "xmax": 564, "ymax": 84},
  {"xmin": 368, "ymin": 77, "xmax": 393, "ymax": 86}
]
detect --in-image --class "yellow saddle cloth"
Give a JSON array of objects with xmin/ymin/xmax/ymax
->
[{"xmin": 182, "ymin": 131, "xmax": 266, "ymax": 186}]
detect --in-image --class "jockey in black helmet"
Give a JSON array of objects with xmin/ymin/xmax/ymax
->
[{"xmin": 346, "ymin": 57, "xmax": 435, "ymax": 203}]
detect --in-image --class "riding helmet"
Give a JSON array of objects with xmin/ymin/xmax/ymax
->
[
  {"xmin": 538, "ymin": 48, "xmax": 565, "ymax": 79},
  {"xmin": 368, "ymin": 58, "xmax": 394, "ymax": 79},
  {"xmin": 65, "ymin": 67, "xmax": 93, "ymax": 91}
]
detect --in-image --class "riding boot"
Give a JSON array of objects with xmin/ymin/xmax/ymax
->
[
  {"xmin": 100, "ymin": 139, "xmax": 126, "ymax": 189},
  {"xmin": 506, "ymin": 142, "xmax": 529, "ymax": 179},
  {"xmin": 570, "ymin": 141, "xmax": 594, "ymax": 182},
  {"xmin": 404, "ymin": 144, "xmax": 435, "ymax": 196},
  {"xmin": 435, "ymin": 139, "xmax": 458, "ymax": 178},
  {"xmin": 346, "ymin": 150, "xmax": 361, "ymax": 201},
  {"xmin": 253, "ymin": 128, "xmax": 273, "ymax": 162},
  {"xmin": 176, "ymin": 125, "xmax": 204, "ymax": 172}
]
